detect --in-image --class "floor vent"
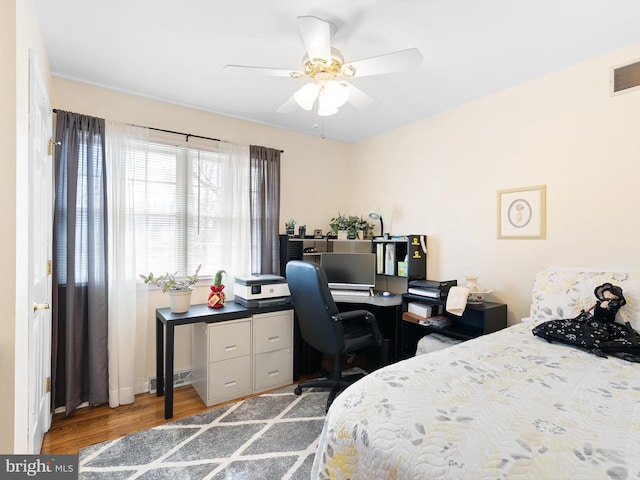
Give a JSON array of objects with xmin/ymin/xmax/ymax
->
[
  {"xmin": 612, "ymin": 59, "xmax": 640, "ymax": 95},
  {"xmin": 148, "ymin": 369, "xmax": 192, "ymax": 394}
]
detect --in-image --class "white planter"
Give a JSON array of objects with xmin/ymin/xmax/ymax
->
[
  {"xmin": 168, "ymin": 289, "xmax": 192, "ymax": 313},
  {"xmin": 337, "ymin": 230, "xmax": 348, "ymax": 240}
]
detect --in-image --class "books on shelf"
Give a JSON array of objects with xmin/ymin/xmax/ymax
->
[{"xmin": 376, "ymin": 243, "xmax": 384, "ymax": 274}]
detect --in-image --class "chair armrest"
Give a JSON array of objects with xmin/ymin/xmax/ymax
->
[
  {"xmin": 332, "ymin": 309, "xmax": 373, "ymax": 322},
  {"xmin": 332, "ymin": 310, "xmax": 383, "ymax": 345}
]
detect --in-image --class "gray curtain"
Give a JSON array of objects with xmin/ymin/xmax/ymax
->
[
  {"xmin": 52, "ymin": 110, "xmax": 109, "ymax": 415},
  {"xmin": 249, "ymin": 145, "xmax": 281, "ymax": 274}
]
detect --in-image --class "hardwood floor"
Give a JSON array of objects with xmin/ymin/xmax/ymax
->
[{"xmin": 40, "ymin": 383, "xmax": 302, "ymax": 455}]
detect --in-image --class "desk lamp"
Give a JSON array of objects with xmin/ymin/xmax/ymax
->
[{"xmin": 368, "ymin": 210, "xmax": 384, "ymax": 238}]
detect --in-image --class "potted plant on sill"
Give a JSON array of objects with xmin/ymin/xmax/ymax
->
[
  {"xmin": 208, "ymin": 269, "xmax": 227, "ymax": 308},
  {"xmin": 140, "ymin": 265, "xmax": 201, "ymax": 314}
]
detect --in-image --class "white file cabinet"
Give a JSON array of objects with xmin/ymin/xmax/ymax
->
[
  {"xmin": 192, "ymin": 317, "xmax": 252, "ymax": 406},
  {"xmin": 192, "ymin": 309, "xmax": 293, "ymax": 407},
  {"xmin": 253, "ymin": 310, "xmax": 293, "ymax": 392}
]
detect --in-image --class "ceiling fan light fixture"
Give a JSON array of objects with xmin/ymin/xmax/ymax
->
[
  {"xmin": 294, "ymin": 79, "xmax": 348, "ymax": 115},
  {"xmin": 226, "ymin": 16, "xmax": 422, "ymax": 123},
  {"xmin": 294, "ymin": 82, "xmax": 321, "ymax": 111},
  {"xmin": 315, "ymin": 81, "xmax": 348, "ymax": 116},
  {"xmin": 317, "ymin": 96, "xmax": 339, "ymax": 116},
  {"xmin": 323, "ymin": 81, "xmax": 349, "ymax": 108}
]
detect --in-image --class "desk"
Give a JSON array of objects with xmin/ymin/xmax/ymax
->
[
  {"xmin": 156, "ymin": 302, "xmax": 292, "ymax": 419},
  {"xmin": 331, "ymin": 292, "xmax": 403, "ymax": 308}
]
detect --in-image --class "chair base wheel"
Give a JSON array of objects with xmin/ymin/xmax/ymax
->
[{"xmin": 294, "ymin": 385, "xmax": 302, "ymax": 395}]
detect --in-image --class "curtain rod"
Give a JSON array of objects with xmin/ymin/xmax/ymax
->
[{"xmin": 52, "ymin": 109, "xmax": 284, "ymax": 153}]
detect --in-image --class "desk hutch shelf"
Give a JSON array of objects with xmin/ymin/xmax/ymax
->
[
  {"xmin": 400, "ymin": 294, "xmax": 507, "ymax": 359},
  {"xmin": 279, "ymin": 234, "xmax": 427, "ymax": 281}
]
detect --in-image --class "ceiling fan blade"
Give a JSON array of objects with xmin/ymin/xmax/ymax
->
[
  {"xmin": 277, "ymin": 95, "xmax": 299, "ymax": 114},
  {"xmin": 343, "ymin": 48, "xmax": 423, "ymax": 77},
  {"xmin": 224, "ymin": 65, "xmax": 297, "ymax": 78},
  {"xmin": 297, "ymin": 16, "xmax": 334, "ymax": 62},
  {"xmin": 344, "ymin": 82, "xmax": 379, "ymax": 111}
]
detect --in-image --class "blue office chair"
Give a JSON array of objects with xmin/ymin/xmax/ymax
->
[{"xmin": 285, "ymin": 260, "xmax": 382, "ymax": 411}]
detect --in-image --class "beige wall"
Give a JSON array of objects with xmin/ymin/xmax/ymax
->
[
  {"xmin": 2, "ymin": 0, "xmax": 51, "ymax": 453},
  {"xmin": 0, "ymin": 0, "xmax": 19, "ymax": 455},
  {"xmin": 351, "ymin": 42, "xmax": 640, "ymax": 324}
]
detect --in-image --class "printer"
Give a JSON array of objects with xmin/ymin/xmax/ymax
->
[{"xmin": 234, "ymin": 274, "xmax": 291, "ymax": 308}]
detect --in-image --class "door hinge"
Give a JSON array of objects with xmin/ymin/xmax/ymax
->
[
  {"xmin": 45, "ymin": 377, "xmax": 51, "ymax": 393},
  {"xmin": 47, "ymin": 259, "xmax": 52, "ymax": 276},
  {"xmin": 47, "ymin": 138, "xmax": 60, "ymax": 156}
]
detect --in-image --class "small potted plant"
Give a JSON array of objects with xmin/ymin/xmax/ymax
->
[
  {"xmin": 140, "ymin": 265, "xmax": 201, "ymax": 313},
  {"xmin": 208, "ymin": 269, "xmax": 227, "ymax": 308},
  {"xmin": 329, "ymin": 213, "xmax": 349, "ymax": 239},
  {"xmin": 285, "ymin": 219, "xmax": 296, "ymax": 236},
  {"xmin": 350, "ymin": 215, "xmax": 374, "ymax": 239},
  {"xmin": 329, "ymin": 213, "xmax": 374, "ymax": 239}
]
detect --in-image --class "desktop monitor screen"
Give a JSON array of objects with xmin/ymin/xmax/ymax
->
[{"xmin": 320, "ymin": 252, "xmax": 376, "ymax": 291}]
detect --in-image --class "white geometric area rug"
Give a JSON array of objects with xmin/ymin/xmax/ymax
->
[{"xmin": 79, "ymin": 387, "xmax": 328, "ymax": 480}]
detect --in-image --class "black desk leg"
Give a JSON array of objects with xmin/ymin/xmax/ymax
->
[
  {"xmin": 156, "ymin": 316, "xmax": 164, "ymax": 396},
  {"xmin": 164, "ymin": 324, "xmax": 175, "ymax": 419}
]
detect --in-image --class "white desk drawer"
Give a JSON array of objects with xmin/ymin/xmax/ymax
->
[
  {"xmin": 209, "ymin": 319, "xmax": 251, "ymax": 362},
  {"xmin": 254, "ymin": 348, "xmax": 293, "ymax": 392},
  {"xmin": 207, "ymin": 356, "xmax": 251, "ymax": 405},
  {"xmin": 254, "ymin": 310, "xmax": 293, "ymax": 355}
]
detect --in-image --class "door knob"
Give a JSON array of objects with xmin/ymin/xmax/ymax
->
[{"xmin": 33, "ymin": 302, "xmax": 50, "ymax": 312}]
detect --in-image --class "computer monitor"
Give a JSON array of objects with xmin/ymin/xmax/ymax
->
[{"xmin": 320, "ymin": 252, "xmax": 376, "ymax": 291}]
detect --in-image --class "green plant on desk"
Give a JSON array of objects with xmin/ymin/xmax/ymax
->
[
  {"xmin": 329, "ymin": 213, "xmax": 373, "ymax": 239},
  {"xmin": 285, "ymin": 218, "xmax": 296, "ymax": 235},
  {"xmin": 140, "ymin": 264, "xmax": 201, "ymax": 292}
]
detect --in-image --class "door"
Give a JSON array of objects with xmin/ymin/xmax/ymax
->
[{"xmin": 28, "ymin": 53, "xmax": 53, "ymax": 454}]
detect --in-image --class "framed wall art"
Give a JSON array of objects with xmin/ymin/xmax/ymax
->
[{"xmin": 497, "ymin": 185, "xmax": 546, "ymax": 239}]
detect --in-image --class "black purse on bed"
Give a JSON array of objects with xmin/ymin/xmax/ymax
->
[{"xmin": 532, "ymin": 283, "xmax": 640, "ymax": 362}]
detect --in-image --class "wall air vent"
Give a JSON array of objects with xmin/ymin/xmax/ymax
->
[{"xmin": 611, "ymin": 59, "xmax": 640, "ymax": 95}]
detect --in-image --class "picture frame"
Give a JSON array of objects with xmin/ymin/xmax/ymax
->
[{"xmin": 497, "ymin": 185, "xmax": 546, "ymax": 239}]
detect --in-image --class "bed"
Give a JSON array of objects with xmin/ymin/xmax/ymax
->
[{"xmin": 312, "ymin": 270, "xmax": 640, "ymax": 479}]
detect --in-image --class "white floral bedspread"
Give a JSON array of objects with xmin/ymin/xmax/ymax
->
[{"xmin": 312, "ymin": 322, "xmax": 640, "ymax": 479}]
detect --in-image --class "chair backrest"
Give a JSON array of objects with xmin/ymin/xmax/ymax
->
[{"xmin": 285, "ymin": 260, "xmax": 345, "ymax": 355}]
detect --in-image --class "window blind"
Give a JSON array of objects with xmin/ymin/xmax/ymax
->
[{"xmin": 131, "ymin": 133, "xmax": 250, "ymax": 277}]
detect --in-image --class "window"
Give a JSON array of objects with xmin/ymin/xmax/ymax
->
[
  {"xmin": 54, "ymin": 125, "xmax": 106, "ymax": 286},
  {"xmin": 131, "ymin": 134, "xmax": 250, "ymax": 277}
]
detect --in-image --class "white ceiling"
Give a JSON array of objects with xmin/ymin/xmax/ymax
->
[{"xmin": 34, "ymin": 0, "xmax": 640, "ymax": 143}]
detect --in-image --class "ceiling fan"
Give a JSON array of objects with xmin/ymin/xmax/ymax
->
[{"xmin": 224, "ymin": 16, "xmax": 423, "ymax": 117}]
